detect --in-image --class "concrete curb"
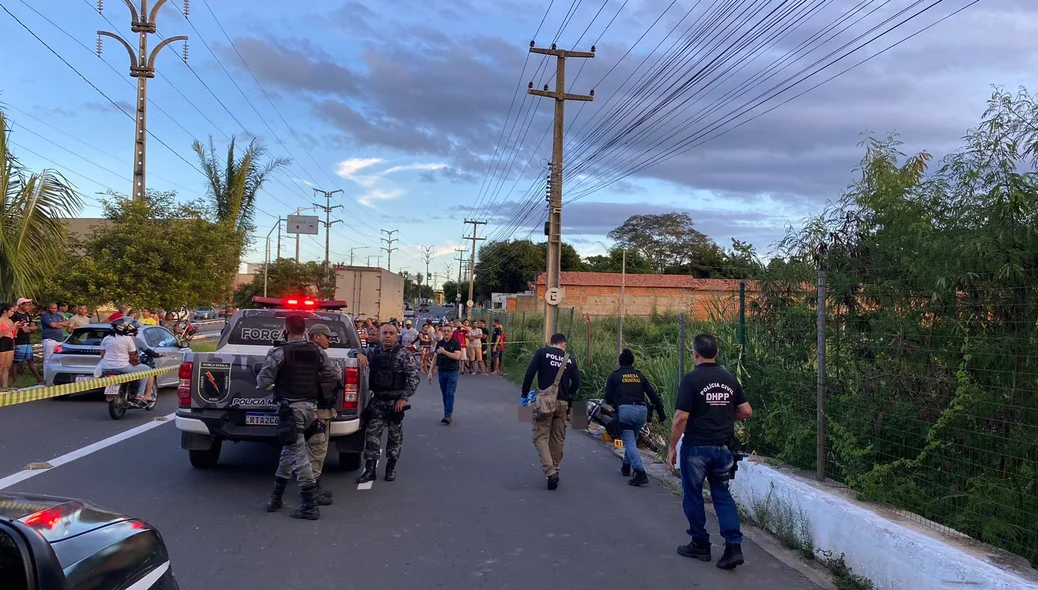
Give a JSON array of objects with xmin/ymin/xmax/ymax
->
[{"xmin": 581, "ymin": 425, "xmax": 838, "ymax": 590}]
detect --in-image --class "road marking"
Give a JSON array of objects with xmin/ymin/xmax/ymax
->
[
  {"xmin": 356, "ymin": 458, "xmax": 379, "ymax": 490},
  {"xmin": 0, "ymin": 412, "xmax": 176, "ymax": 490}
]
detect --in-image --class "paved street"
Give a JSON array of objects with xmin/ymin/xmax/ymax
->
[{"xmin": 1, "ymin": 372, "xmax": 818, "ymax": 590}]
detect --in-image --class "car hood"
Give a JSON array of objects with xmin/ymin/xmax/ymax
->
[{"xmin": 0, "ymin": 493, "xmax": 130, "ymax": 542}]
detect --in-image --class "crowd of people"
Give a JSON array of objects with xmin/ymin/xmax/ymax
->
[{"xmin": 0, "ymin": 298, "xmax": 201, "ymax": 392}]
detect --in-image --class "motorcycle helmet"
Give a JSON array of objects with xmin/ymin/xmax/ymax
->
[{"xmin": 111, "ymin": 318, "xmax": 137, "ymax": 336}]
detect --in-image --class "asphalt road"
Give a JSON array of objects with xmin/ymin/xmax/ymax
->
[{"xmin": 1, "ymin": 372, "xmax": 819, "ymax": 590}]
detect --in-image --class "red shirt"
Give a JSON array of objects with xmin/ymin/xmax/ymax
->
[
  {"xmin": 452, "ymin": 328, "xmax": 466, "ymax": 348},
  {"xmin": 106, "ymin": 312, "xmax": 123, "ymax": 322}
]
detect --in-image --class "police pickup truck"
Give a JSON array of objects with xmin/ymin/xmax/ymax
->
[{"xmin": 174, "ymin": 297, "xmax": 369, "ymax": 471}]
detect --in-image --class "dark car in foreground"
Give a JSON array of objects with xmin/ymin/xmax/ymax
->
[{"xmin": 0, "ymin": 492, "xmax": 179, "ymax": 589}]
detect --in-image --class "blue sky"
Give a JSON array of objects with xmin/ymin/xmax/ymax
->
[{"xmin": 2, "ymin": 0, "xmax": 1036, "ymax": 285}]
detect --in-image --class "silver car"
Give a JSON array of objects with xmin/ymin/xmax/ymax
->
[{"xmin": 44, "ymin": 323, "xmax": 191, "ymax": 390}]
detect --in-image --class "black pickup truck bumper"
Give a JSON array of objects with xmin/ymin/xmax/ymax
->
[{"xmin": 175, "ymin": 409, "xmax": 364, "ymax": 453}]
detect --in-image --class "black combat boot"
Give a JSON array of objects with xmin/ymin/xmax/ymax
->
[
  {"xmin": 384, "ymin": 459, "xmax": 397, "ymax": 482},
  {"xmin": 546, "ymin": 474, "xmax": 559, "ymax": 490},
  {"xmin": 266, "ymin": 477, "xmax": 288, "ymax": 512},
  {"xmin": 356, "ymin": 460, "xmax": 378, "ymax": 484},
  {"xmin": 621, "ymin": 461, "xmax": 631, "ymax": 477},
  {"xmin": 314, "ymin": 478, "xmax": 333, "ymax": 506},
  {"xmin": 677, "ymin": 539, "xmax": 712, "ymax": 562},
  {"xmin": 628, "ymin": 469, "xmax": 649, "ymax": 486},
  {"xmin": 289, "ymin": 484, "xmax": 320, "ymax": 520},
  {"xmin": 716, "ymin": 543, "xmax": 744, "ymax": 569}
]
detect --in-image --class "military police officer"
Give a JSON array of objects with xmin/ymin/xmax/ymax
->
[
  {"xmin": 356, "ymin": 322, "xmax": 420, "ymax": 484},
  {"xmin": 604, "ymin": 348, "xmax": 668, "ymax": 486},
  {"xmin": 305, "ymin": 324, "xmax": 342, "ymax": 506},
  {"xmin": 257, "ymin": 314, "xmax": 340, "ymax": 520}
]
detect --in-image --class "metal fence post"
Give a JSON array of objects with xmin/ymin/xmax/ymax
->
[
  {"xmin": 739, "ymin": 281, "xmax": 747, "ymax": 353},
  {"xmin": 519, "ymin": 311, "xmax": 526, "ymax": 347},
  {"xmin": 678, "ymin": 312, "xmax": 686, "ymax": 380},
  {"xmin": 816, "ymin": 268, "xmax": 827, "ymax": 482}
]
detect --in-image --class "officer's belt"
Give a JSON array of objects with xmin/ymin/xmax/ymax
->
[{"xmin": 618, "ymin": 401, "xmax": 646, "ymax": 406}]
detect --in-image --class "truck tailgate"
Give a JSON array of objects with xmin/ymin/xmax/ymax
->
[{"xmin": 189, "ymin": 352, "xmax": 282, "ymax": 428}]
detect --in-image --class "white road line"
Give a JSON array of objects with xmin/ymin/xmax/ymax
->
[
  {"xmin": 356, "ymin": 458, "xmax": 379, "ymax": 490},
  {"xmin": 0, "ymin": 413, "xmax": 176, "ymax": 490}
]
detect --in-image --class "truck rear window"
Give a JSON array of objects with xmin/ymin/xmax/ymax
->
[{"xmin": 226, "ymin": 317, "xmax": 353, "ymax": 349}]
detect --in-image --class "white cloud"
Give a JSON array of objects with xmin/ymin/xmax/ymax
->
[
  {"xmin": 358, "ymin": 188, "xmax": 404, "ymax": 207},
  {"xmin": 382, "ymin": 162, "xmax": 448, "ymax": 175},
  {"xmin": 335, "ymin": 157, "xmax": 383, "ymax": 179}
]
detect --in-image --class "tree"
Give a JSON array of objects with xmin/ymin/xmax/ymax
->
[
  {"xmin": 441, "ymin": 280, "xmax": 459, "ymax": 303},
  {"xmin": 607, "ymin": 212, "xmax": 720, "ymax": 274},
  {"xmin": 584, "ymin": 246, "xmax": 653, "ymax": 274},
  {"xmin": 0, "ymin": 110, "xmax": 82, "ymax": 302},
  {"xmin": 47, "ymin": 190, "xmax": 239, "ymax": 310},
  {"xmin": 194, "ymin": 135, "xmax": 291, "ymax": 302},
  {"xmin": 473, "ymin": 239, "xmax": 585, "ymax": 300},
  {"xmin": 232, "ymin": 258, "xmax": 336, "ymax": 308}
]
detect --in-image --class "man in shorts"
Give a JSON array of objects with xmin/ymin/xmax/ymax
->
[{"xmin": 467, "ymin": 320, "xmax": 487, "ymax": 375}]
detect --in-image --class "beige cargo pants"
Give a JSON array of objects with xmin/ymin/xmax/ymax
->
[
  {"xmin": 532, "ymin": 400, "xmax": 569, "ymax": 477},
  {"xmin": 308, "ymin": 408, "xmax": 337, "ymax": 480}
]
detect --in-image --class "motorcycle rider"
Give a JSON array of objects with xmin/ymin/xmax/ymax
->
[
  {"xmin": 257, "ymin": 314, "xmax": 340, "ymax": 520},
  {"xmin": 98, "ymin": 320, "xmax": 152, "ymax": 404}
]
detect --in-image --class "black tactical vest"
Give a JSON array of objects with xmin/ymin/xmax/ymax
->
[
  {"xmin": 273, "ymin": 340, "xmax": 323, "ymax": 402},
  {"xmin": 369, "ymin": 345, "xmax": 407, "ymax": 395}
]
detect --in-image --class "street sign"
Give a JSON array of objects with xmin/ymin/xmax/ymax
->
[
  {"xmin": 466, "ymin": 299, "xmax": 474, "ymax": 309},
  {"xmin": 544, "ymin": 287, "xmax": 563, "ymax": 306},
  {"xmin": 286, "ymin": 215, "xmax": 319, "ymax": 235}
]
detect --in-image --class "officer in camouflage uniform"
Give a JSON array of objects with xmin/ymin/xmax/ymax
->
[
  {"xmin": 257, "ymin": 314, "xmax": 340, "ymax": 520},
  {"xmin": 306, "ymin": 324, "xmax": 342, "ymax": 506},
  {"xmin": 355, "ymin": 322, "xmax": 420, "ymax": 483}
]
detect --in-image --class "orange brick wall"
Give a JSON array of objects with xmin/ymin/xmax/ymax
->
[{"xmin": 520, "ymin": 284, "xmax": 757, "ymax": 320}]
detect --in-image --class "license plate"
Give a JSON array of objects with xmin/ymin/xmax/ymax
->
[
  {"xmin": 76, "ymin": 375, "xmax": 93, "ymax": 383},
  {"xmin": 103, "ymin": 384, "xmax": 120, "ymax": 397},
  {"xmin": 245, "ymin": 413, "xmax": 278, "ymax": 426}
]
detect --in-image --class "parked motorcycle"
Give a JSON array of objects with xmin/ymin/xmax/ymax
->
[{"xmin": 105, "ymin": 349, "xmax": 164, "ymax": 420}]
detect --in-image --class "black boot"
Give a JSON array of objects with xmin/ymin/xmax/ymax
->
[
  {"xmin": 314, "ymin": 478, "xmax": 333, "ymax": 506},
  {"xmin": 628, "ymin": 469, "xmax": 649, "ymax": 486},
  {"xmin": 384, "ymin": 459, "xmax": 397, "ymax": 482},
  {"xmin": 716, "ymin": 543, "xmax": 744, "ymax": 569},
  {"xmin": 356, "ymin": 460, "xmax": 378, "ymax": 484},
  {"xmin": 677, "ymin": 539, "xmax": 712, "ymax": 562},
  {"xmin": 289, "ymin": 484, "xmax": 320, "ymax": 520},
  {"xmin": 546, "ymin": 473, "xmax": 559, "ymax": 490},
  {"xmin": 266, "ymin": 477, "xmax": 288, "ymax": 512},
  {"xmin": 621, "ymin": 462, "xmax": 631, "ymax": 477}
]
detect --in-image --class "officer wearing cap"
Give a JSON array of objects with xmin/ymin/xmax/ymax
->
[
  {"xmin": 305, "ymin": 323, "xmax": 342, "ymax": 506},
  {"xmin": 257, "ymin": 314, "xmax": 340, "ymax": 520},
  {"xmin": 604, "ymin": 348, "xmax": 667, "ymax": 486}
]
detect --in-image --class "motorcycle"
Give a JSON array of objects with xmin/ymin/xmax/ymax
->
[{"xmin": 105, "ymin": 349, "xmax": 164, "ymax": 420}]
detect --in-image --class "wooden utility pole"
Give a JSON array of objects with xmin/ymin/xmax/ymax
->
[
  {"xmin": 96, "ymin": 0, "xmax": 189, "ymax": 200},
  {"xmin": 453, "ymin": 248, "xmax": 466, "ymax": 316},
  {"xmin": 528, "ymin": 41, "xmax": 594, "ymax": 343},
  {"xmin": 381, "ymin": 230, "xmax": 399, "ymax": 272},
  {"xmin": 463, "ymin": 220, "xmax": 487, "ymax": 318}
]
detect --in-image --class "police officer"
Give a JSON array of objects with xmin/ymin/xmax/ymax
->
[
  {"xmin": 305, "ymin": 324, "xmax": 342, "ymax": 506},
  {"xmin": 257, "ymin": 314, "xmax": 340, "ymax": 520},
  {"xmin": 521, "ymin": 333, "xmax": 581, "ymax": 490},
  {"xmin": 355, "ymin": 322, "xmax": 420, "ymax": 483},
  {"xmin": 603, "ymin": 348, "xmax": 667, "ymax": 486}
]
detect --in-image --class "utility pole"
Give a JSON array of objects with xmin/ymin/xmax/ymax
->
[
  {"xmin": 96, "ymin": 0, "xmax": 189, "ymax": 200},
  {"xmin": 276, "ymin": 217, "xmax": 282, "ymax": 260},
  {"xmin": 368, "ymin": 255, "xmax": 381, "ymax": 268},
  {"xmin": 453, "ymin": 248, "xmax": 466, "ymax": 316},
  {"xmin": 528, "ymin": 41, "xmax": 595, "ymax": 343},
  {"xmin": 464, "ymin": 220, "xmax": 487, "ymax": 319},
  {"xmin": 347, "ymin": 247, "xmax": 368, "ymax": 266},
  {"xmin": 312, "ymin": 188, "xmax": 343, "ymax": 266},
  {"xmin": 381, "ymin": 229, "xmax": 399, "ymax": 272},
  {"xmin": 421, "ymin": 245, "xmax": 434, "ymax": 287}
]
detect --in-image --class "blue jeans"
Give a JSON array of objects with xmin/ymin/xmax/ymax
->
[
  {"xmin": 437, "ymin": 370, "xmax": 458, "ymax": 416},
  {"xmin": 617, "ymin": 404, "xmax": 648, "ymax": 471},
  {"xmin": 101, "ymin": 363, "xmax": 150, "ymax": 398},
  {"xmin": 680, "ymin": 442, "xmax": 743, "ymax": 545}
]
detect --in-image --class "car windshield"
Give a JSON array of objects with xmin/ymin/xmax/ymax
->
[
  {"xmin": 225, "ymin": 316, "xmax": 354, "ymax": 349},
  {"xmin": 67, "ymin": 328, "xmax": 111, "ymax": 346}
]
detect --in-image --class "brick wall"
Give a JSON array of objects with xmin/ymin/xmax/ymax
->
[{"xmin": 525, "ymin": 284, "xmax": 756, "ymax": 320}]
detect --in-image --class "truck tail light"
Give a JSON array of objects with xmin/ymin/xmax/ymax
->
[
  {"xmin": 343, "ymin": 366, "xmax": 358, "ymax": 412},
  {"xmin": 177, "ymin": 361, "xmax": 193, "ymax": 407}
]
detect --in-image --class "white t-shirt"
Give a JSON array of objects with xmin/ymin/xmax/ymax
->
[
  {"xmin": 100, "ymin": 334, "xmax": 137, "ymax": 368},
  {"xmin": 468, "ymin": 327, "xmax": 483, "ymax": 345}
]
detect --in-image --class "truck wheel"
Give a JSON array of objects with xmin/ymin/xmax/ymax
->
[
  {"xmin": 189, "ymin": 440, "xmax": 222, "ymax": 469},
  {"xmin": 338, "ymin": 452, "xmax": 362, "ymax": 472}
]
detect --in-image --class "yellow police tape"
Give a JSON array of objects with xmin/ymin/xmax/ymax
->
[{"xmin": 0, "ymin": 366, "xmax": 177, "ymax": 409}]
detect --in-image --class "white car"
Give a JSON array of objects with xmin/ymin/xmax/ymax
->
[{"xmin": 43, "ymin": 323, "xmax": 191, "ymax": 390}]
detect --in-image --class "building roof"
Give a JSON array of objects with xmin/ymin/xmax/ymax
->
[{"xmin": 534, "ymin": 272, "xmax": 757, "ymax": 291}]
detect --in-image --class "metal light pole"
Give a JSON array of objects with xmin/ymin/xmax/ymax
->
[{"xmin": 96, "ymin": 0, "xmax": 189, "ymax": 200}]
